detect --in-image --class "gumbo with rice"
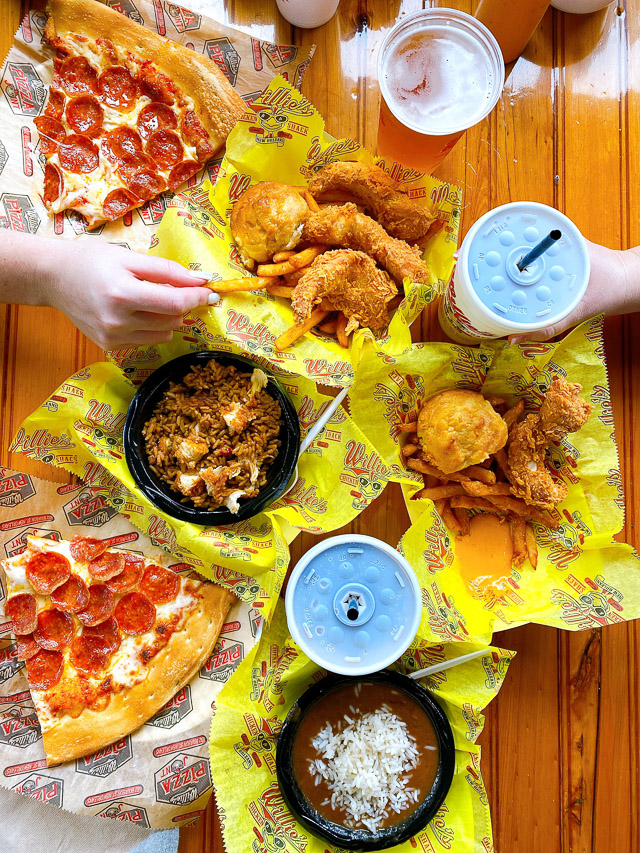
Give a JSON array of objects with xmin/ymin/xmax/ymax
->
[
  {"xmin": 142, "ymin": 361, "xmax": 282, "ymax": 513},
  {"xmin": 292, "ymin": 681, "xmax": 439, "ymax": 832}
]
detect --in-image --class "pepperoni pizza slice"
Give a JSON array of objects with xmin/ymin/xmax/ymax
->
[
  {"xmin": 36, "ymin": 0, "xmax": 245, "ymax": 229},
  {"xmin": 1, "ymin": 535, "xmax": 235, "ymax": 765}
]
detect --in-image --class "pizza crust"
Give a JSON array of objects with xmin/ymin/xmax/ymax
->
[
  {"xmin": 41, "ymin": 582, "xmax": 236, "ymax": 765},
  {"xmin": 44, "ymin": 0, "xmax": 245, "ymax": 151}
]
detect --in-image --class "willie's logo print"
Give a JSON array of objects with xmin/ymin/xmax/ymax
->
[
  {"xmin": 155, "ymin": 753, "xmax": 211, "ymax": 805},
  {"xmin": 12, "ymin": 772, "xmax": 64, "ymax": 807},
  {"xmin": 145, "ymin": 686, "xmax": 193, "ymax": 729},
  {"xmin": 0, "ymin": 471, "xmax": 36, "ymax": 507},
  {"xmin": 1, "ymin": 62, "xmax": 46, "ymax": 115},
  {"xmin": 75, "ymin": 736, "xmax": 133, "ymax": 778},
  {"xmin": 0, "ymin": 704, "xmax": 41, "ymax": 748}
]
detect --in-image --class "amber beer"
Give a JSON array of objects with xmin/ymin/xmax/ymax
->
[
  {"xmin": 377, "ymin": 9, "xmax": 504, "ymax": 174},
  {"xmin": 475, "ymin": 0, "xmax": 551, "ymax": 63}
]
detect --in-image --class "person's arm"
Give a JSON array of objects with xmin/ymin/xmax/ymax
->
[
  {"xmin": 0, "ymin": 230, "xmax": 218, "ymax": 350},
  {"xmin": 509, "ymin": 239, "xmax": 640, "ymax": 343}
]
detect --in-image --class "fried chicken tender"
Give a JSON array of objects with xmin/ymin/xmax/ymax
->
[
  {"xmin": 291, "ymin": 249, "xmax": 397, "ymax": 333},
  {"xmin": 417, "ymin": 389, "xmax": 508, "ymax": 474},
  {"xmin": 230, "ymin": 182, "xmax": 308, "ymax": 264},
  {"xmin": 538, "ymin": 377, "xmax": 593, "ymax": 441},
  {"xmin": 508, "ymin": 379, "xmax": 593, "ymax": 510},
  {"xmin": 308, "ymin": 161, "xmax": 437, "ymax": 242},
  {"xmin": 302, "ymin": 203, "xmax": 430, "ymax": 285}
]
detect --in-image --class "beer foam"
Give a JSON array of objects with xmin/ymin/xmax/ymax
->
[{"xmin": 382, "ymin": 27, "xmax": 495, "ymax": 133}]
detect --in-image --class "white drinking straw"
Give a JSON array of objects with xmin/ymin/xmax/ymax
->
[
  {"xmin": 409, "ymin": 649, "xmax": 488, "ymax": 680},
  {"xmin": 299, "ymin": 385, "xmax": 349, "ymax": 454}
]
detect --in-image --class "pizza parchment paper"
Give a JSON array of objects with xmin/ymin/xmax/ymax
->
[
  {"xmin": 0, "ymin": 0, "xmax": 314, "ymax": 249},
  {"xmin": 147, "ymin": 74, "xmax": 461, "ymax": 388},
  {"xmin": 210, "ymin": 600, "xmax": 515, "ymax": 853},
  {"xmin": 349, "ymin": 316, "xmax": 640, "ymax": 643},
  {"xmin": 0, "ymin": 467, "xmax": 260, "ymax": 829},
  {"xmin": 10, "ymin": 338, "xmax": 391, "ymax": 623}
]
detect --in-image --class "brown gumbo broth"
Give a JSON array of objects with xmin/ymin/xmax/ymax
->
[{"xmin": 292, "ymin": 681, "xmax": 440, "ymax": 830}]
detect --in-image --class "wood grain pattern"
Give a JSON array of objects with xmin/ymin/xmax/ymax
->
[{"xmin": 0, "ymin": 1, "xmax": 637, "ymax": 850}]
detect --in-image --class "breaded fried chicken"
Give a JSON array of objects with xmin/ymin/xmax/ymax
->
[
  {"xmin": 308, "ymin": 161, "xmax": 437, "ymax": 242},
  {"xmin": 230, "ymin": 182, "xmax": 308, "ymax": 263},
  {"xmin": 508, "ymin": 378, "xmax": 593, "ymax": 510},
  {"xmin": 538, "ymin": 377, "xmax": 593, "ymax": 441},
  {"xmin": 291, "ymin": 249, "xmax": 397, "ymax": 333},
  {"xmin": 302, "ymin": 203, "xmax": 430, "ymax": 285}
]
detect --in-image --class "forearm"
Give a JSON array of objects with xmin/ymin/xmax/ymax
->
[{"xmin": 0, "ymin": 230, "xmax": 68, "ymax": 307}]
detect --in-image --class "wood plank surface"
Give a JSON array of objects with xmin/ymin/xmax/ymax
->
[{"xmin": 0, "ymin": 1, "xmax": 637, "ymax": 851}]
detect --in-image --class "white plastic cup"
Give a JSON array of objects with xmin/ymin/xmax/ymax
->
[
  {"xmin": 439, "ymin": 201, "xmax": 590, "ymax": 343},
  {"xmin": 275, "ymin": 0, "xmax": 339, "ymax": 28}
]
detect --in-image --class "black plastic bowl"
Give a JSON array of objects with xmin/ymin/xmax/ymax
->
[
  {"xmin": 276, "ymin": 670, "xmax": 456, "ymax": 851},
  {"xmin": 123, "ymin": 350, "xmax": 300, "ymax": 525}
]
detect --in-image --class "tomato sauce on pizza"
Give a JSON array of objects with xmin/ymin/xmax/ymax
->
[
  {"xmin": 1, "ymin": 535, "xmax": 235, "ymax": 765},
  {"xmin": 36, "ymin": 0, "xmax": 245, "ymax": 229}
]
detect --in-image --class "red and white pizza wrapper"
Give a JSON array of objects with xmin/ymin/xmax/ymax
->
[
  {"xmin": 0, "ymin": 0, "xmax": 314, "ymax": 249},
  {"xmin": 0, "ymin": 467, "xmax": 260, "ymax": 829}
]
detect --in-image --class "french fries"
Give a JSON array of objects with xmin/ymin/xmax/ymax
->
[
  {"xmin": 272, "ymin": 250, "xmax": 296, "ymax": 262},
  {"xmin": 207, "ymin": 276, "xmax": 276, "ymax": 292},
  {"xmin": 274, "ymin": 307, "xmax": 329, "ymax": 351},
  {"xmin": 266, "ymin": 284, "xmax": 295, "ymax": 298},
  {"xmin": 336, "ymin": 312, "xmax": 350, "ymax": 348}
]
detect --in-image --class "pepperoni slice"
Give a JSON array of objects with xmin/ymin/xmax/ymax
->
[
  {"xmin": 26, "ymin": 552, "xmax": 71, "ymax": 594},
  {"xmin": 5, "ymin": 594, "xmax": 37, "ymax": 634},
  {"xmin": 125, "ymin": 169, "xmax": 166, "ymax": 201},
  {"xmin": 106, "ymin": 553, "xmax": 145, "ymax": 593},
  {"xmin": 34, "ymin": 609, "xmax": 74, "ymax": 651},
  {"xmin": 88, "ymin": 550, "xmax": 125, "ymax": 581},
  {"xmin": 138, "ymin": 102, "xmax": 177, "ymax": 140},
  {"xmin": 34, "ymin": 116, "xmax": 66, "ymax": 156},
  {"xmin": 103, "ymin": 188, "xmax": 138, "ymax": 220},
  {"xmin": 104, "ymin": 126, "xmax": 144, "ymax": 162},
  {"xmin": 138, "ymin": 63, "xmax": 175, "ymax": 105},
  {"xmin": 45, "ymin": 89, "xmax": 65, "ymax": 120},
  {"xmin": 58, "ymin": 134, "xmax": 99, "ymax": 174},
  {"xmin": 58, "ymin": 56, "xmax": 99, "ymax": 94},
  {"xmin": 69, "ymin": 536, "xmax": 106, "ymax": 563},
  {"xmin": 83, "ymin": 616, "xmax": 121, "ymax": 654},
  {"xmin": 70, "ymin": 635, "xmax": 109, "ymax": 675},
  {"xmin": 43, "ymin": 163, "xmax": 64, "ymax": 205},
  {"xmin": 65, "ymin": 94, "xmax": 103, "ymax": 137},
  {"xmin": 15, "ymin": 634, "xmax": 40, "ymax": 661},
  {"xmin": 146, "ymin": 130, "xmax": 183, "ymax": 169},
  {"xmin": 141, "ymin": 564, "xmax": 180, "ymax": 604},
  {"xmin": 98, "ymin": 65, "xmax": 138, "ymax": 110},
  {"xmin": 26, "ymin": 649, "xmax": 64, "ymax": 690},
  {"xmin": 50, "ymin": 574, "xmax": 90, "ymax": 612},
  {"xmin": 114, "ymin": 592, "xmax": 155, "ymax": 636},
  {"xmin": 76, "ymin": 584, "xmax": 115, "ymax": 627},
  {"xmin": 168, "ymin": 160, "xmax": 200, "ymax": 191}
]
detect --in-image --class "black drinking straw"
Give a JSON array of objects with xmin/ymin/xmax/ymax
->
[{"xmin": 517, "ymin": 229, "xmax": 562, "ymax": 272}]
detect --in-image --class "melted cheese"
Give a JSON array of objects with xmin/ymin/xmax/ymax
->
[
  {"xmin": 1, "ymin": 536, "xmax": 202, "ymax": 720},
  {"xmin": 40, "ymin": 34, "xmax": 200, "ymax": 224}
]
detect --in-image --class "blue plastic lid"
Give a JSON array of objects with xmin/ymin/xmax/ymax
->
[
  {"xmin": 463, "ymin": 201, "xmax": 590, "ymax": 328},
  {"xmin": 285, "ymin": 534, "xmax": 422, "ymax": 676}
]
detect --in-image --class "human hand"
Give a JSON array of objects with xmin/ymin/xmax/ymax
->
[
  {"xmin": 509, "ymin": 240, "xmax": 640, "ymax": 343},
  {"xmin": 44, "ymin": 240, "xmax": 217, "ymax": 350}
]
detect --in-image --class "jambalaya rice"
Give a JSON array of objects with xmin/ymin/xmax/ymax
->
[{"xmin": 142, "ymin": 361, "xmax": 282, "ymax": 513}]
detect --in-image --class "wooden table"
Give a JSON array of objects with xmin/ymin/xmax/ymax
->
[{"xmin": 2, "ymin": 1, "xmax": 638, "ymax": 850}]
